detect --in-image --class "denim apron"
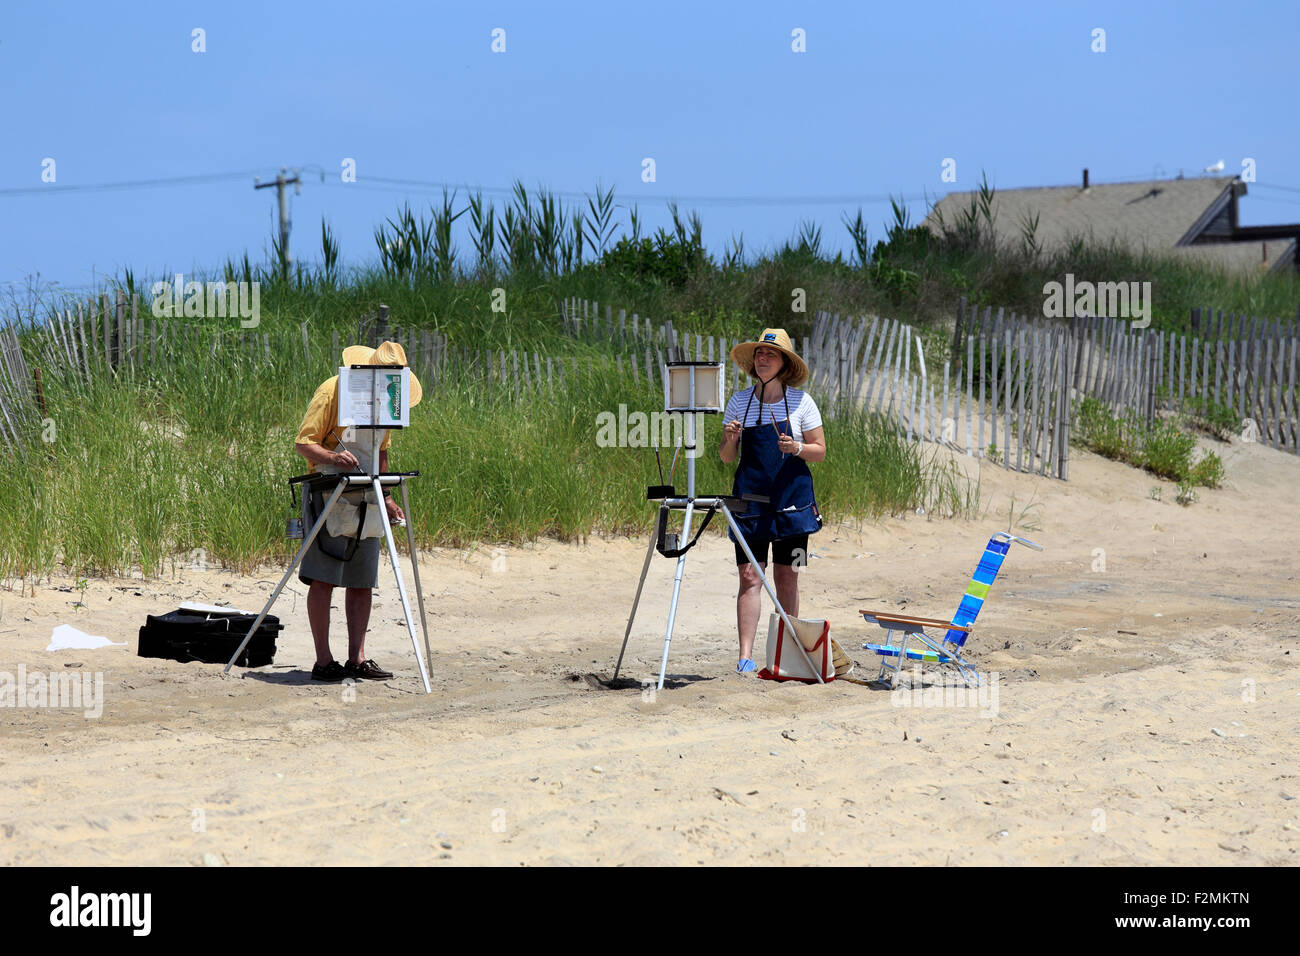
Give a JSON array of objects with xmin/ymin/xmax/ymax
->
[{"xmin": 728, "ymin": 384, "xmax": 822, "ymax": 544}]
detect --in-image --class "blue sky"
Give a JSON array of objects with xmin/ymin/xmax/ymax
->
[{"xmin": 3, "ymin": 0, "xmax": 1298, "ymax": 299}]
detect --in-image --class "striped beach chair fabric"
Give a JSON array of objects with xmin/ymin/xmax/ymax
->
[{"xmin": 860, "ymin": 531, "xmax": 1041, "ymax": 688}]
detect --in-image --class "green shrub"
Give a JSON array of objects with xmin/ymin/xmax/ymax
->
[
  {"xmin": 1072, "ymin": 398, "xmax": 1224, "ymax": 491},
  {"xmin": 600, "ymin": 231, "xmax": 711, "ymax": 287},
  {"xmin": 1075, "ymin": 397, "xmax": 1135, "ymax": 460},
  {"xmin": 1187, "ymin": 451, "xmax": 1226, "ymax": 488},
  {"xmin": 1139, "ymin": 418, "xmax": 1198, "ymax": 480}
]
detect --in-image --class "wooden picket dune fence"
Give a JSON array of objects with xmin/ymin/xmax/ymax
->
[
  {"xmin": 0, "ymin": 323, "xmax": 35, "ymax": 463},
  {"xmin": 1040, "ymin": 303, "xmax": 1298, "ymax": 454},
  {"xmin": 1187, "ymin": 307, "xmax": 1298, "ymax": 344},
  {"xmin": 800, "ymin": 305, "xmax": 1075, "ymax": 479},
  {"xmin": 4, "ymin": 291, "xmax": 1297, "ymax": 476},
  {"xmin": 563, "ymin": 296, "xmax": 1075, "ymax": 477},
  {"xmin": 560, "ymin": 296, "xmax": 755, "ymax": 394},
  {"xmin": 563, "ymin": 293, "xmax": 1300, "ymax": 481}
]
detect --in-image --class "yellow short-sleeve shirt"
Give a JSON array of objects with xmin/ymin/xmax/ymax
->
[{"xmin": 295, "ymin": 376, "xmax": 391, "ymax": 472}]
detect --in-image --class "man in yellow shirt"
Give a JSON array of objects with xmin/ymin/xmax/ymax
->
[{"xmin": 293, "ymin": 341, "xmax": 422, "ymax": 682}]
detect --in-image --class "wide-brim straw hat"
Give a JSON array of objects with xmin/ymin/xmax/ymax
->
[
  {"xmin": 729, "ymin": 328, "xmax": 809, "ymax": 387},
  {"xmin": 341, "ymin": 340, "xmax": 423, "ymax": 407}
]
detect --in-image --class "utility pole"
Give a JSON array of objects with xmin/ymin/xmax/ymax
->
[{"xmin": 254, "ymin": 167, "xmax": 301, "ymax": 279}]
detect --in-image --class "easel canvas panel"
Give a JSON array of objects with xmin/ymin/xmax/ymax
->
[{"xmin": 338, "ymin": 366, "xmax": 411, "ymax": 428}]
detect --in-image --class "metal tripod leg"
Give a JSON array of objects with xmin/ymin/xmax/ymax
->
[
  {"xmin": 374, "ymin": 478, "xmax": 432, "ymax": 694},
  {"xmin": 612, "ymin": 520, "xmax": 660, "ymax": 682},
  {"xmin": 720, "ymin": 503, "xmax": 824, "ymax": 683},
  {"xmin": 224, "ymin": 481, "xmax": 347, "ymax": 673},
  {"xmin": 398, "ymin": 480, "xmax": 434, "ymax": 682},
  {"xmin": 656, "ymin": 500, "xmax": 694, "ymax": 690}
]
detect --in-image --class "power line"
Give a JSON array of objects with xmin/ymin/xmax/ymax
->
[
  {"xmin": 0, "ymin": 169, "xmax": 262, "ymax": 198},
  {"xmin": 329, "ymin": 175, "xmax": 928, "ymax": 207},
  {"xmin": 4, "ymin": 164, "xmax": 1298, "ymax": 210},
  {"xmin": 0, "ymin": 166, "xmax": 928, "ymax": 206}
]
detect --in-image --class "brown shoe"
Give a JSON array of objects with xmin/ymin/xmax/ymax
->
[
  {"xmin": 311, "ymin": 660, "xmax": 347, "ymax": 682},
  {"xmin": 345, "ymin": 659, "xmax": 393, "ymax": 680}
]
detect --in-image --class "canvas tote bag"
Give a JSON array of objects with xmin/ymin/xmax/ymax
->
[
  {"xmin": 762, "ymin": 613, "xmax": 853, "ymax": 682},
  {"xmin": 318, "ymin": 451, "xmax": 388, "ymax": 540},
  {"xmin": 324, "ymin": 488, "xmax": 387, "ymax": 539}
]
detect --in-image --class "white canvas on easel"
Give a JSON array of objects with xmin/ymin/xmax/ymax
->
[
  {"xmin": 338, "ymin": 365, "xmax": 411, "ymax": 429},
  {"xmin": 337, "ymin": 364, "xmax": 409, "ymax": 471},
  {"xmin": 663, "ymin": 363, "xmax": 724, "ymax": 413}
]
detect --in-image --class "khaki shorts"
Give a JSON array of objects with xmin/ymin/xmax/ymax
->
[{"xmin": 298, "ymin": 486, "xmax": 381, "ymax": 589}]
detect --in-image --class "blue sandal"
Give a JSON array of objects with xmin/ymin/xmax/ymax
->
[{"xmin": 736, "ymin": 658, "xmax": 757, "ymax": 673}]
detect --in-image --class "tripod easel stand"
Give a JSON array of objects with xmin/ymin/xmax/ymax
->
[
  {"xmin": 223, "ymin": 363, "xmax": 434, "ymax": 694},
  {"xmin": 613, "ymin": 361, "xmax": 822, "ymax": 690}
]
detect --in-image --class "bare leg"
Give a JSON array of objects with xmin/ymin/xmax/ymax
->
[
  {"xmin": 344, "ymin": 587, "xmax": 372, "ymax": 664},
  {"xmin": 307, "ymin": 580, "xmax": 335, "ymax": 667},
  {"xmin": 737, "ymin": 562, "xmax": 764, "ymax": 660},
  {"xmin": 773, "ymin": 563, "xmax": 800, "ymax": 619}
]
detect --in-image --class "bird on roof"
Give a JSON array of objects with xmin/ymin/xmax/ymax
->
[{"xmin": 1204, "ymin": 159, "xmax": 1226, "ymax": 174}]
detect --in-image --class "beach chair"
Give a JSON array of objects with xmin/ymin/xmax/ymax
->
[{"xmin": 860, "ymin": 531, "xmax": 1041, "ymax": 689}]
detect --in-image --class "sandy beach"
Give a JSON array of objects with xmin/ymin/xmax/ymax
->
[{"xmin": 1, "ymin": 436, "xmax": 1296, "ymax": 866}]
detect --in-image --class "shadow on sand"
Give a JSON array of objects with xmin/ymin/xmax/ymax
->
[{"xmin": 574, "ymin": 672, "xmax": 715, "ymax": 692}]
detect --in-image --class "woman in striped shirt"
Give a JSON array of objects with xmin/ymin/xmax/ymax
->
[{"xmin": 719, "ymin": 330, "xmax": 826, "ymax": 673}]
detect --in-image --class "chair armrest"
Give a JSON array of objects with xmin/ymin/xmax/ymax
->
[{"xmin": 859, "ymin": 610, "xmax": 970, "ymax": 633}]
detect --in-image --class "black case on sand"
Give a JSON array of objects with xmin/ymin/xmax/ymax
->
[{"xmin": 137, "ymin": 610, "xmax": 282, "ymax": 667}]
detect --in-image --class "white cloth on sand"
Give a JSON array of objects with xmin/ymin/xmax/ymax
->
[{"xmin": 46, "ymin": 624, "xmax": 127, "ymax": 651}]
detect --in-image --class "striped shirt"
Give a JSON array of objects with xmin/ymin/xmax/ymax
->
[{"xmin": 723, "ymin": 386, "xmax": 823, "ymax": 442}]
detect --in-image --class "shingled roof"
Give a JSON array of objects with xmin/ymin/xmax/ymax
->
[
  {"xmin": 1170, "ymin": 238, "xmax": 1296, "ymax": 275},
  {"xmin": 923, "ymin": 174, "xmax": 1297, "ymax": 274}
]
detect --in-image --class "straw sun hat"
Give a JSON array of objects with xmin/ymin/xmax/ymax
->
[
  {"xmin": 340, "ymin": 340, "xmax": 423, "ymax": 407},
  {"xmin": 729, "ymin": 328, "xmax": 809, "ymax": 388}
]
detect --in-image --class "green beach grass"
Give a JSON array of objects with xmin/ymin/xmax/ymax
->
[{"xmin": 0, "ymin": 324, "xmax": 975, "ymax": 582}]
